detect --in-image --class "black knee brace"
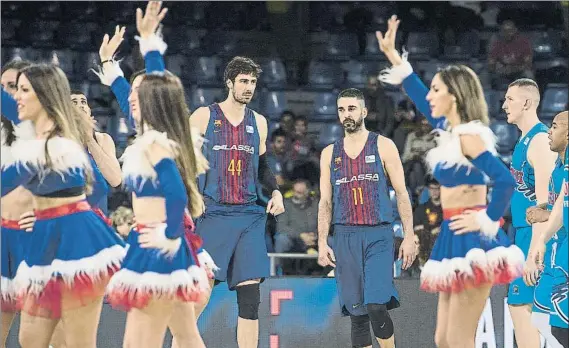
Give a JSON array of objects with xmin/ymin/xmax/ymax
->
[
  {"xmin": 350, "ymin": 314, "xmax": 372, "ymax": 348},
  {"xmin": 367, "ymin": 303, "xmax": 394, "ymax": 339},
  {"xmin": 236, "ymin": 283, "xmax": 260, "ymax": 320},
  {"xmin": 552, "ymin": 326, "xmax": 569, "ymax": 348}
]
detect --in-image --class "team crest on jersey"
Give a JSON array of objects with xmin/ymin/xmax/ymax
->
[
  {"xmin": 333, "ymin": 157, "xmax": 342, "ymax": 171},
  {"xmin": 510, "ymin": 163, "xmax": 536, "ymax": 201},
  {"xmin": 214, "ymin": 119, "xmax": 222, "ymax": 132}
]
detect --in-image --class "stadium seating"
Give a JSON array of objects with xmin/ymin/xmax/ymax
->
[
  {"xmin": 317, "ymin": 123, "xmax": 343, "ymax": 149},
  {"xmin": 308, "ymin": 60, "xmax": 341, "ymax": 89},
  {"xmin": 259, "ymin": 58, "xmax": 287, "ymax": 89},
  {"xmin": 406, "ymin": 32, "xmax": 440, "ymax": 59},
  {"xmin": 262, "ymin": 90, "xmax": 288, "ymax": 121},
  {"xmin": 312, "ymin": 92, "xmax": 338, "ymax": 122},
  {"xmin": 188, "ymin": 87, "xmax": 224, "ymax": 111},
  {"xmin": 490, "ymin": 120, "xmax": 519, "ymax": 154},
  {"xmin": 541, "ymin": 83, "xmax": 568, "ymax": 120}
]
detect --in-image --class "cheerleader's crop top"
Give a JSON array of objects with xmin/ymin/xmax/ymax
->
[
  {"xmin": 120, "ymin": 130, "xmax": 188, "ymax": 239},
  {"xmin": 379, "ymin": 55, "xmax": 516, "ymax": 226},
  {"xmin": 1, "ymin": 136, "xmax": 90, "ymax": 197}
]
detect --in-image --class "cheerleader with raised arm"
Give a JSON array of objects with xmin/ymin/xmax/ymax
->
[
  {"xmin": 1, "ymin": 63, "xmax": 126, "ymax": 348},
  {"xmin": 377, "ymin": 16, "xmax": 524, "ymax": 348}
]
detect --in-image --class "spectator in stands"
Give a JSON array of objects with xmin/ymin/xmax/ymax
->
[
  {"xmin": 364, "ymin": 75, "xmax": 395, "ymax": 137},
  {"xmin": 267, "ymin": 128, "xmax": 292, "ymax": 190},
  {"xmin": 290, "ymin": 116, "xmax": 319, "ymax": 185},
  {"xmin": 392, "ymin": 99, "xmax": 420, "ymax": 155},
  {"xmin": 275, "ymin": 179, "xmax": 319, "ymax": 274},
  {"xmin": 401, "ymin": 118, "xmax": 437, "ymax": 197},
  {"xmin": 279, "ymin": 110, "xmax": 296, "ymax": 137},
  {"xmin": 109, "ymin": 206, "xmax": 134, "ymax": 240},
  {"xmin": 413, "ymin": 177, "xmax": 443, "ymax": 266},
  {"xmin": 488, "ymin": 19, "xmax": 534, "ymax": 89},
  {"xmin": 343, "ymin": 2, "xmax": 373, "ymax": 55}
]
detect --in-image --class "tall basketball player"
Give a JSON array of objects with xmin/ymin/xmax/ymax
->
[
  {"xmin": 527, "ymin": 111, "xmax": 568, "ymax": 347},
  {"xmin": 188, "ymin": 56, "xmax": 285, "ymax": 348},
  {"xmin": 317, "ymin": 88, "xmax": 417, "ymax": 348},
  {"xmin": 502, "ymin": 79, "xmax": 558, "ymax": 347}
]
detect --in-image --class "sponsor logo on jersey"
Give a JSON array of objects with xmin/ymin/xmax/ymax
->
[
  {"xmin": 510, "ymin": 166, "xmax": 536, "ymax": 200},
  {"xmin": 246, "ymin": 125, "xmax": 254, "ymax": 133},
  {"xmin": 365, "ymin": 155, "xmax": 376, "ymax": 163},
  {"xmin": 212, "ymin": 144, "xmax": 255, "ymax": 154},
  {"xmin": 335, "ymin": 173, "xmax": 379, "ymax": 185}
]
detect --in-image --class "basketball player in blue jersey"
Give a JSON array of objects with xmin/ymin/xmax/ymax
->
[
  {"xmin": 317, "ymin": 88, "xmax": 417, "ymax": 348},
  {"xmin": 526, "ymin": 111, "xmax": 568, "ymax": 347},
  {"xmin": 188, "ymin": 56, "xmax": 285, "ymax": 348},
  {"xmin": 502, "ymin": 78, "xmax": 559, "ymax": 347},
  {"xmin": 533, "ymin": 144, "xmax": 569, "ymax": 348}
]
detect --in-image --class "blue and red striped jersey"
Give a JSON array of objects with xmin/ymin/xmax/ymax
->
[
  {"xmin": 200, "ymin": 104, "xmax": 260, "ymax": 204},
  {"xmin": 330, "ymin": 132, "xmax": 394, "ymax": 226}
]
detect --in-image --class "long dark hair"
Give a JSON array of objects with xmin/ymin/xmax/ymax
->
[
  {"xmin": 137, "ymin": 73, "xmax": 205, "ymax": 217},
  {"xmin": 2, "ymin": 59, "xmax": 33, "ymax": 146},
  {"xmin": 16, "ymin": 64, "xmax": 94, "ymax": 193}
]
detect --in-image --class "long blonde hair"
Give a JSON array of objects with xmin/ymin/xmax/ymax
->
[
  {"xmin": 138, "ymin": 73, "xmax": 207, "ymax": 217},
  {"xmin": 17, "ymin": 64, "xmax": 94, "ymax": 193},
  {"xmin": 438, "ymin": 65, "xmax": 490, "ymax": 126}
]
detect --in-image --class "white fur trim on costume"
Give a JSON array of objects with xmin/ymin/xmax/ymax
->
[
  {"xmin": 2, "ymin": 136, "xmax": 91, "ymax": 174},
  {"xmin": 13, "ymin": 244, "xmax": 125, "ymax": 295},
  {"xmin": 378, "ymin": 49, "xmax": 413, "ymax": 85},
  {"xmin": 425, "ymin": 121, "xmax": 498, "ymax": 173},
  {"xmin": 145, "ymin": 223, "xmax": 182, "ymax": 258},
  {"xmin": 198, "ymin": 250, "xmax": 219, "ymax": 273},
  {"xmin": 107, "ymin": 264, "xmax": 210, "ymax": 297},
  {"xmin": 1, "ymin": 276, "xmax": 16, "ymax": 301},
  {"xmin": 476, "ymin": 210, "xmax": 500, "ymax": 239},
  {"xmin": 90, "ymin": 58, "xmax": 124, "ymax": 87},
  {"xmin": 420, "ymin": 245, "xmax": 525, "ymax": 289},
  {"xmin": 136, "ymin": 31, "xmax": 168, "ymax": 56},
  {"xmin": 121, "ymin": 130, "xmax": 179, "ymax": 187},
  {"xmin": 13, "ymin": 121, "xmax": 36, "ymax": 141}
]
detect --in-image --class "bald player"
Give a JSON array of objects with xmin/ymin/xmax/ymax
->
[
  {"xmin": 502, "ymin": 79, "xmax": 559, "ymax": 347},
  {"xmin": 527, "ymin": 111, "xmax": 568, "ymax": 347}
]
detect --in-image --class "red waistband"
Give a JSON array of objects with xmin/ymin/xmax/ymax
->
[
  {"xmin": 1, "ymin": 218, "xmax": 21, "ymax": 229},
  {"xmin": 92, "ymin": 208, "xmax": 112, "ymax": 227},
  {"xmin": 443, "ymin": 206, "xmax": 487, "ymax": 220},
  {"xmin": 443, "ymin": 205, "xmax": 505, "ymax": 227},
  {"xmin": 134, "ymin": 222, "xmax": 164, "ymax": 232},
  {"xmin": 35, "ymin": 201, "xmax": 92, "ymax": 220}
]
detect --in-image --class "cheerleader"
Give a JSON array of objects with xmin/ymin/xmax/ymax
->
[
  {"xmin": 105, "ymin": 70, "xmax": 211, "ymax": 347},
  {"xmin": 1, "ymin": 59, "xmax": 36, "ymax": 346},
  {"xmin": 2, "ymin": 64, "xmax": 126, "ymax": 348},
  {"xmin": 377, "ymin": 16, "xmax": 524, "ymax": 348}
]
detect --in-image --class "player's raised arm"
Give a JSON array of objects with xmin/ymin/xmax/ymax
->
[
  {"xmin": 378, "ymin": 136, "xmax": 416, "ymax": 269},
  {"xmin": 317, "ymin": 145, "xmax": 336, "ymax": 267}
]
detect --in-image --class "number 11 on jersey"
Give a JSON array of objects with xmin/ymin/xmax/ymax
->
[{"xmin": 352, "ymin": 187, "xmax": 363, "ymax": 205}]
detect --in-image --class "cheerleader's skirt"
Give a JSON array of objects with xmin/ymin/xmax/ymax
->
[
  {"xmin": 106, "ymin": 222, "xmax": 212, "ymax": 312},
  {"xmin": 420, "ymin": 207, "xmax": 525, "ymax": 293},
  {"xmin": 1, "ymin": 219, "xmax": 31, "ymax": 312},
  {"xmin": 13, "ymin": 200, "xmax": 126, "ymax": 318}
]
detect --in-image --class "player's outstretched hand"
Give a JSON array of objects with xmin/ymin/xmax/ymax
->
[
  {"xmin": 318, "ymin": 242, "xmax": 336, "ymax": 268},
  {"xmin": 267, "ymin": 191, "xmax": 285, "ymax": 216},
  {"xmin": 399, "ymin": 235, "xmax": 417, "ymax": 270},
  {"xmin": 99, "ymin": 25, "xmax": 126, "ymax": 62},
  {"xmin": 136, "ymin": 1, "xmax": 168, "ymax": 39},
  {"xmin": 18, "ymin": 211, "xmax": 36, "ymax": 232}
]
